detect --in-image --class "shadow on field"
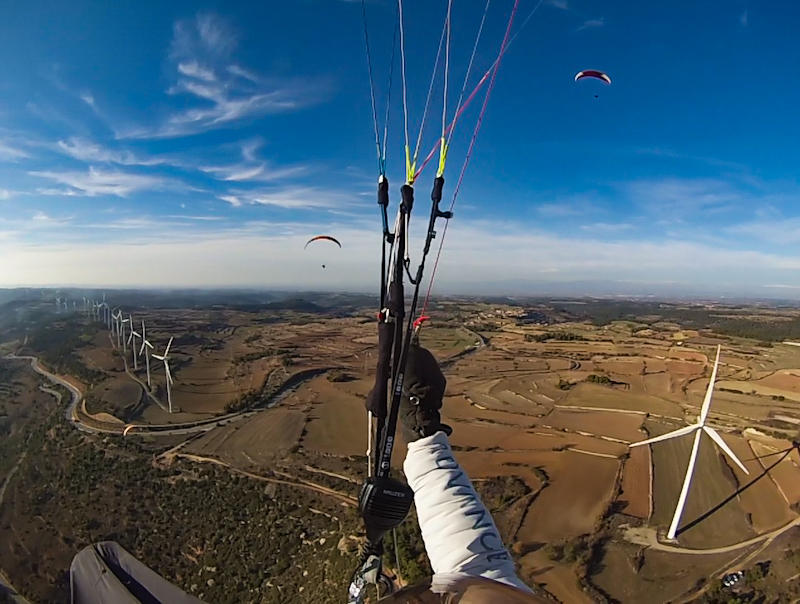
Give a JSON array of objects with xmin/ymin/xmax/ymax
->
[{"xmin": 677, "ymin": 445, "xmax": 796, "ymax": 537}]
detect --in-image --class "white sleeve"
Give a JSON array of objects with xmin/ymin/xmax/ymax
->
[{"xmin": 403, "ymin": 431, "xmax": 532, "ymax": 594}]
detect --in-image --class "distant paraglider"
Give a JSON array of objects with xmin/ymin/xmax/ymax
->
[
  {"xmin": 575, "ymin": 70, "xmax": 611, "ymax": 98},
  {"xmin": 304, "ymin": 235, "xmax": 341, "ymax": 249},
  {"xmin": 574, "ymin": 69, "xmax": 611, "ymax": 85}
]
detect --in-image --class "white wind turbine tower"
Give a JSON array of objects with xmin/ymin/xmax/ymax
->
[
  {"xmin": 120, "ymin": 315, "xmax": 130, "ymax": 361},
  {"xmin": 629, "ymin": 345, "xmax": 749, "ymax": 540},
  {"xmin": 63, "ymin": 299, "xmax": 69, "ymax": 313},
  {"xmin": 139, "ymin": 320, "xmax": 154, "ymax": 388},
  {"xmin": 127, "ymin": 314, "xmax": 140, "ymax": 370},
  {"xmin": 112, "ymin": 310, "xmax": 123, "ymax": 348},
  {"xmin": 55, "ymin": 297, "xmax": 61, "ymax": 314},
  {"xmin": 153, "ymin": 337, "xmax": 174, "ymax": 413}
]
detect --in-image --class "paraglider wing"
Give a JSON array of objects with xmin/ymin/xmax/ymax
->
[
  {"xmin": 574, "ymin": 69, "xmax": 611, "ymax": 85},
  {"xmin": 304, "ymin": 235, "xmax": 342, "ymax": 250}
]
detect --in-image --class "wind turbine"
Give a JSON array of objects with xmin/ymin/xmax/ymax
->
[
  {"xmin": 127, "ymin": 315, "xmax": 140, "ymax": 370},
  {"xmin": 120, "ymin": 315, "xmax": 130, "ymax": 361},
  {"xmin": 112, "ymin": 311, "xmax": 122, "ymax": 348},
  {"xmin": 629, "ymin": 345, "xmax": 749, "ymax": 540},
  {"xmin": 63, "ymin": 299, "xmax": 69, "ymax": 313},
  {"xmin": 139, "ymin": 320, "xmax": 154, "ymax": 388},
  {"xmin": 55, "ymin": 297, "xmax": 61, "ymax": 314},
  {"xmin": 153, "ymin": 337, "xmax": 174, "ymax": 413}
]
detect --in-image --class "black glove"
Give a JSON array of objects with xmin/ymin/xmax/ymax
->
[{"xmin": 400, "ymin": 343, "xmax": 452, "ymax": 441}]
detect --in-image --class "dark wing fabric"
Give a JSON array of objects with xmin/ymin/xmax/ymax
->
[
  {"xmin": 574, "ymin": 69, "xmax": 611, "ymax": 84},
  {"xmin": 304, "ymin": 235, "xmax": 342, "ymax": 249},
  {"xmin": 70, "ymin": 541, "xmax": 205, "ymax": 604}
]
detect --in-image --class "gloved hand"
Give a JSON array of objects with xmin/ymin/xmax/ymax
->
[{"xmin": 400, "ymin": 343, "xmax": 452, "ymax": 441}]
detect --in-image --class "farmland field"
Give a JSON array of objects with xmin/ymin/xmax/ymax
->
[{"xmin": 618, "ymin": 443, "xmax": 651, "ymax": 519}]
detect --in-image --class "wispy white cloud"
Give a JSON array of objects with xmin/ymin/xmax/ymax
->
[
  {"xmin": 177, "ymin": 61, "xmax": 216, "ymax": 82},
  {"xmin": 727, "ymin": 217, "xmax": 800, "ymax": 245},
  {"xmin": 0, "ymin": 141, "xmax": 30, "ymax": 161},
  {"xmin": 545, "ymin": 0, "xmax": 569, "ymax": 10},
  {"xmin": 536, "ymin": 195, "xmax": 603, "ymax": 218},
  {"xmin": 218, "ymin": 195, "xmax": 242, "ymax": 207},
  {"xmin": 240, "ymin": 138, "xmax": 263, "ymax": 162},
  {"xmin": 56, "ymin": 137, "xmax": 172, "ymax": 167},
  {"xmin": 581, "ymin": 222, "xmax": 635, "ymax": 233},
  {"xmin": 576, "ymin": 18, "xmax": 604, "ymax": 32},
  {"xmin": 623, "ymin": 178, "xmax": 741, "ymax": 215},
  {"xmin": 29, "ymin": 167, "xmax": 172, "ymax": 197},
  {"xmin": 740, "ymin": 10, "xmax": 748, "ymax": 26},
  {"xmin": 201, "ymin": 162, "xmax": 307, "ymax": 182},
  {"xmin": 119, "ymin": 13, "xmax": 327, "ymax": 139},
  {"xmin": 80, "ymin": 92, "xmax": 96, "ymax": 109},
  {"xmin": 218, "ymin": 186, "xmax": 354, "ymax": 210},
  {"xmin": 228, "ymin": 65, "xmax": 259, "ymax": 83}
]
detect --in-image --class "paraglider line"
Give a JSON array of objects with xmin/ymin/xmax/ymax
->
[
  {"xmin": 438, "ymin": 0, "xmax": 453, "ymax": 177},
  {"xmin": 446, "ymin": 0, "xmax": 491, "ymax": 151},
  {"xmin": 413, "ymin": 0, "xmax": 543, "ymax": 182},
  {"xmin": 361, "ymin": 0, "xmax": 382, "ymax": 174},
  {"xmin": 397, "ymin": 0, "xmax": 411, "ymax": 169},
  {"xmin": 409, "ymin": 7, "xmax": 450, "ymax": 183},
  {"xmin": 381, "ymin": 14, "xmax": 400, "ymax": 171},
  {"xmin": 422, "ymin": 0, "xmax": 520, "ymax": 317}
]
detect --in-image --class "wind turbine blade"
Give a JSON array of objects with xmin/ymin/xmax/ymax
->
[
  {"xmin": 667, "ymin": 428, "xmax": 703, "ymax": 539},
  {"xmin": 703, "ymin": 426, "xmax": 749, "ymax": 475},
  {"xmin": 139, "ymin": 340, "xmax": 147, "ymax": 355},
  {"xmin": 165, "ymin": 336, "xmax": 173, "ymax": 356},
  {"xmin": 699, "ymin": 345, "xmax": 721, "ymax": 425},
  {"xmin": 630, "ymin": 424, "xmax": 698, "ymax": 448},
  {"xmin": 145, "ymin": 341, "xmax": 154, "ymax": 349},
  {"xmin": 165, "ymin": 362, "xmax": 173, "ymax": 384},
  {"xmin": 153, "ymin": 354, "xmax": 165, "ymax": 361}
]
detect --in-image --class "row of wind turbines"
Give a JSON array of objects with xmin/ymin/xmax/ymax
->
[{"xmin": 74, "ymin": 294, "xmax": 177, "ymax": 414}]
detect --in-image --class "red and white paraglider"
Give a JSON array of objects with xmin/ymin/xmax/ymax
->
[{"xmin": 574, "ymin": 69, "xmax": 611, "ymax": 98}]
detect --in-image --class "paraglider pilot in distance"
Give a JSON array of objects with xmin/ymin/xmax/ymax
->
[{"xmin": 69, "ymin": 343, "xmax": 547, "ymax": 603}]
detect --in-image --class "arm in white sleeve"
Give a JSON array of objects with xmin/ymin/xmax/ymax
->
[{"xmin": 403, "ymin": 431, "xmax": 532, "ymax": 593}]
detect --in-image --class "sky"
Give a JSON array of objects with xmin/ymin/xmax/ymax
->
[{"xmin": 1, "ymin": 0, "xmax": 799, "ymax": 298}]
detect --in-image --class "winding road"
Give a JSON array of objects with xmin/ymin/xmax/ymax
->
[{"xmin": 5, "ymin": 354, "xmax": 324, "ymax": 437}]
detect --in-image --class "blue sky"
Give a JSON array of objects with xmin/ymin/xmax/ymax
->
[{"xmin": 1, "ymin": 0, "xmax": 799, "ymax": 297}]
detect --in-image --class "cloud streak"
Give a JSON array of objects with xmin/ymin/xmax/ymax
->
[
  {"xmin": 0, "ymin": 141, "xmax": 31, "ymax": 161},
  {"xmin": 120, "ymin": 13, "xmax": 327, "ymax": 139},
  {"xmin": 218, "ymin": 185, "xmax": 357, "ymax": 210},
  {"xmin": 29, "ymin": 167, "xmax": 172, "ymax": 197},
  {"xmin": 56, "ymin": 138, "xmax": 172, "ymax": 167},
  {"xmin": 576, "ymin": 18, "xmax": 604, "ymax": 32}
]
